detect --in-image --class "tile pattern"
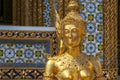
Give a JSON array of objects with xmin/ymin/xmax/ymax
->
[
  {"xmin": 80, "ymin": 0, "xmax": 103, "ymax": 62},
  {"xmin": 43, "ymin": 0, "xmax": 103, "ymax": 60},
  {"xmin": 0, "ymin": 41, "xmax": 50, "ymax": 67},
  {"xmin": 0, "ymin": 0, "xmax": 103, "ymax": 79}
]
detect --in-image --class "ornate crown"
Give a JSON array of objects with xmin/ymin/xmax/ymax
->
[
  {"xmin": 61, "ymin": 0, "xmax": 87, "ymax": 36},
  {"xmin": 67, "ymin": 0, "xmax": 80, "ymax": 12}
]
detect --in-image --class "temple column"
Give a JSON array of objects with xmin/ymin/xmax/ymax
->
[{"xmin": 103, "ymin": 0, "xmax": 118, "ymax": 79}]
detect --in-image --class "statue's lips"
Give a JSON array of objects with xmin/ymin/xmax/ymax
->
[{"xmin": 67, "ymin": 39, "xmax": 73, "ymax": 45}]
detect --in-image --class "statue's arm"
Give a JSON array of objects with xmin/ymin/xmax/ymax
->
[
  {"xmin": 89, "ymin": 56, "xmax": 106, "ymax": 80},
  {"xmin": 43, "ymin": 59, "xmax": 57, "ymax": 80}
]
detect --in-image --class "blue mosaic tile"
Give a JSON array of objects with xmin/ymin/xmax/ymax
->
[
  {"xmin": 81, "ymin": 0, "xmax": 103, "ymax": 57},
  {"xmin": 24, "ymin": 49, "xmax": 33, "ymax": 58},
  {"xmin": 96, "ymin": 0, "xmax": 102, "ymax": 3},
  {"xmin": 86, "ymin": 23, "xmax": 96, "ymax": 33},
  {"xmin": 43, "ymin": 0, "xmax": 51, "ymax": 26},
  {"xmin": 96, "ymin": 33, "xmax": 103, "ymax": 43},
  {"xmin": 96, "ymin": 13, "xmax": 103, "ymax": 23},
  {"xmin": 0, "ymin": 40, "xmax": 50, "ymax": 67},
  {"xmin": 86, "ymin": 2, "xmax": 96, "ymax": 13},
  {"xmin": 86, "ymin": 43, "xmax": 96, "ymax": 53},
  {"xmin": 5, "ymin": 48, "xmax": 15, "ymax": 58}
]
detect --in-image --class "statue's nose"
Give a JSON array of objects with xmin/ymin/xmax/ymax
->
[{"xmin": 68, "ymin": 32, "xmax": 72, "ymax": 38}]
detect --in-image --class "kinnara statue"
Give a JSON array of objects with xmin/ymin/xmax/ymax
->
[{"xmin": 43, "ymin": 0, "xmax": 105, "ymax": 80}]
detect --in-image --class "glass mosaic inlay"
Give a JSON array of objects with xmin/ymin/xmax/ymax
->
[{"xmin": 0, "ymin": 40, "xmax": 50, "ymax": 67}]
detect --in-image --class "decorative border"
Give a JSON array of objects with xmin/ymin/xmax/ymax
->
[
  {"xmin": 0, "ymin": 30, "xmax": 55, "ymax": 39},
  {"xmin": 0, "ymin": 30, "xmax": 58, "ymax": 79},
  {"xmin": 103, "ymin": 0, "xmax": 118, "ymax": 80},
  {"xmin": 0, "ymin": 0, "xmax": 118, "ymax": 79},
  {"xmin": 0, "ymin": 67, "xmax": 45, "ymax": 79},
  {"xmin": 0, "ymin": 30, "xmax": 58, "ymax": 56}
]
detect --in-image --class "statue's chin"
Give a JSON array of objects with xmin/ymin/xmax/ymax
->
[{"xmin": 66, "ymin": 44, "xmax": 80, "ymax": 49}]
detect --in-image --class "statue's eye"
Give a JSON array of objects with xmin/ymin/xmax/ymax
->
[
  {"xmin": 71, "ymin": 28, "xmax": 78, "ymax": 37},
  {"xmin": 71, "ymin": 28, "xmax": 77, "ymax": 32},
  {"xmin": 64, "ymin": 29, "xmax": 69, "ymax": 34}
]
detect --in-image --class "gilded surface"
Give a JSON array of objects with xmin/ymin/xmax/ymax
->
[
  {"xmin": 13, "ymin": 0, "xmax": 44, "ymax": 26},
  {"xmin": 103, "ymin": 0, "xmax": 118, "ymax": 80},
  {"xmin": 0, "ymin": 0, "xmax": 118, "ymax": 79},
  {"xmin": 0, "ymin": 30, "xmax": 58, "ymax": 79},
  {"xmin": 0, "ymin": 30, "xmax": 58, "ymax": 56},
  {"xmin": 44, "ymin": 1, "xmax": 104, "ymax": 80}
]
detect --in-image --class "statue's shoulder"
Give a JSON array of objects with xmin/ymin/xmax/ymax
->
[
  {"xmin": 45, "ymin": 56, "xmax": 59, "ymax": 66},
  {"xmin": 81, "ymin": 53, "xmax": 99, "ymax": 62},
  {"xmin": 82, "ymin": 53, "xmax": 98, "ymax": 59},
  {"xmin": 48, "ymin": 56, "xmax": 58, "ymax": 60},
  {"xmin": 81, "ymin": 53, "xmax": 90, "ymax": 59},
  {"xmin": 48, "ymin": 54, "xmax": 65, "ymax": 61}
]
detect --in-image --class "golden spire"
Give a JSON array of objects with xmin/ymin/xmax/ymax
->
[
  {"xmin": 67, "ymin": 0, "xmax": 80, "ymax": 13},
  {"xmin": 55, "ymin": 0, "xmax": 86, "ymax": 55},
  {"xmin": 61, "ymin": 0, "xmax": 87, "ymax": 36}
]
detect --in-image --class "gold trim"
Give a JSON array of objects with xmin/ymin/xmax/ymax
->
[
  {"xmin": 0, "ymin": 68, "xmax": 44, "ymax": 80},
  {"xmin": 0, "ymin": 30, "xmax": 57, "ymax": 56},
  {"xmin": 0, "ymin": 30, "xmax": 55, "ymax": 39},
  {"xmin": 37, "ymin": 0, "xmax": 43, "ymax": 26},
  {"xmin": 0, "ymin": 30, "xmax": 58, "ymax": 79},
  {"xmin": 50, "ymin": 0, "xmax": 55, "ymax": 27},
  {"xmin": 58, "ymin": 0, "xmax": 65, "ymax": 19},
  {"xmin": 103, "ymin": 0, "xmax": 118, "ymax": 79},
  {"xmin": 0, "ymin": 0, "xmax": 118, "ymax": 79},
  {"xmin": 33, "ymin": 0, "xmax": 37, "ymax": 26}
]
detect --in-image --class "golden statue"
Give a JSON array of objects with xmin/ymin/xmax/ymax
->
[{"xmin": 44, "ymin": 0, "xmax": 105, "ymax": 80}]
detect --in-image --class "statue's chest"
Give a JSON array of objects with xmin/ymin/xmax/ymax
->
[
  {"xmin": 55, "ymin": 54, "xmax": 89, "ymax": 71},
  {"xmin": 55, "ymin": 54, "xmax": 91, "ymax": 80}
]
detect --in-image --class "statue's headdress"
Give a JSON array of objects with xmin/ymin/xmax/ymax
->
[
  {"xmin": 55, "ymin": 0, "xmax": 87, "ymax": 54},
  {"xmin": 56, "ymin": 0, "xmax": 87, "ymax": 39}
]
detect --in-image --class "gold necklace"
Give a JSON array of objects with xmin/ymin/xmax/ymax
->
[{"xmin": 56, "ymin": 53, "xmax": 89, "ymax": 71}]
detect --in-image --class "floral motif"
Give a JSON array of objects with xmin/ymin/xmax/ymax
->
[
  {"xmin": 16, "ymin": 59, "xmax": 24, "ymax": 63},
  {"xmin": 86, "ymin": 3, "xmax": 96, "ymax": 13},
  {"xmin": 96, "ymin": 33, "xmax": 103, "ymax": 42},
  {"xmin": 34, "ymin": 59, "xmax": 43, "ymax": 64},
  {"xmin": 86, "ymin": 43, "xmax": 96, "ymax": 53},
  {"xmin": 16, "ymin": 44, "xmax": 23, "ymax": 48},
  {"xmin": 5, "ymin": 48, "xmax": 15, "ymax": 58},
  {"xmin": 88, "ymin": 14, "xmax": 94, "ymax": 21},
  {"xmin": 88, "ymin": 35, "xmax": 94, "ymax": 41},
  {"xmin": 96, "ymin": 13, "xmax": 102, "ymax": 23},
  {"xmin": 86, "ymin": 23, "xmax": 95, "ymax": 33},
  {"xmin": 35, "ymin": 51, "xmax": 41, "ymax": 57},
  {"xmin": 16, "ymin": 50, "xmax": 23, "ymax": 57},
  {"xmin": 24, "ymin": 49, "xmax": 33, "ymax": 58}
]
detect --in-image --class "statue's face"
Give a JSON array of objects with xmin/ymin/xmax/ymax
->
[{"xmin": 63, "ymin": 24, "xmax": 81, "ymax": 48}]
